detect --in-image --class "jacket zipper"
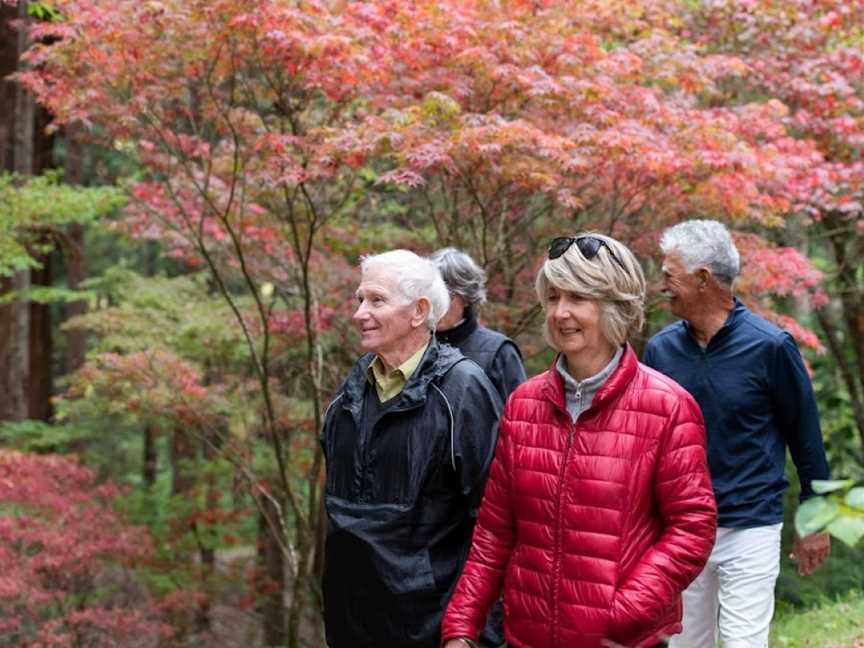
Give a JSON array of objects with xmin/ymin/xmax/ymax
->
[
  {"xmin": 552, "ymin": 395, "xmax": 578, "ymax": 648},
  {"xmin": 358, "ymin": 401, "xmax": 424, "ymax": 501}
]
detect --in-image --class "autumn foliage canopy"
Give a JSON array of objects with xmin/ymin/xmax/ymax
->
[
  {"xmin": 17, "ymin": 0, "xmax": 841, "ymax": 343},
  {"xmin": 5, "ymin": 0, "xmax": 864, "ymax": 643}
]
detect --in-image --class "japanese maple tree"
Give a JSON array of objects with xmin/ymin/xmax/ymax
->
[
  {"xmin": 15, "ymin": 0, "xmax": 843, "ymax": 642},
  {"xmin": 0, "ymin": 450, "xmax": 171, "ymax": 647},
  {"xmin": 336, "ymin": 0, "xmax": 829, "ymax": 352},
  {"xmin": 679, "ymin": 0, "xmax": 864, "ymax": 455}
]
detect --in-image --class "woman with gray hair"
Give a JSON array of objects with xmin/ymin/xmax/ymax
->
[
  {"xmin": 431, "ymin": 247, "xmax": 527, "ymax": 404},
  {"xmin": 441, "ymin": 234, "xmax": 717, "ymax": 648}
]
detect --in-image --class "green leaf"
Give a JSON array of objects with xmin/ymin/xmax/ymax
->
[
  {"xmin": 26, "ymin": 3, "xmax": 64, "ymax": 22},
  {"xmin": 0, "ymin": 286, "xmax": 95, "ymax": 305},
  {"xmin": 0, "ymin": 172, "xmax": 126, "ymax": 276},
  {"xmin": 826, "ymin": 515, "xmax": 864, "ymax": 548},
  {"xmin": 795, "ymin": 496, "xmax": 840, "ymax": 537},
  {"xmin": 846, "ymin": 487, "xmax": 864, "ymax": 511},
  {"xmin": 811, "ymin": 479, "xmax": 855, "ymax": 494}
]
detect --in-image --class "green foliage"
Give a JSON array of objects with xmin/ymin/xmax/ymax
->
[
  {"xmin": 820, "ymin": 406, "xmax": 863, "ymax": 480},
  {"xmin": 778, "ymin": 473, "xmax": 864, "ymax": 609},
  {"xmin": 796, "ymin": 497, "xmax": 841, "ymax": 536},
  {"xmin": 66, "ymin": 267, "xmax": 249, "ymax": 366},
  {"xmin": 0, "ymin": 418, "xmax": 94, "ymax": 452},
  {"xmin": 810, "ymin": 350, "xmax": 863, "ymax": 482},
  {"xmin": 27, "ymin": 2, "xmax": 64, "ymax": 21},
  {"xmin": 772, "ymin": 590, "xmax": 864, "ymax": 647},
  {"xmin": 0, "ymin": 171, "xmax": 126, "ymax": 278},
  {"xmin": 0, "ymin": 284, "xmax": 95, "ymax": 305},
  {"xmin": 796, "ymin": 480, "xmax": 864, "ymax": 548}
]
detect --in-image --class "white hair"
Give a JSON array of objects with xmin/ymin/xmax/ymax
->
[
  {"xmin": 360, "ymin": 250, "xmax": 450, "ymax": 330},
  {"xmin": 660, "ymin": 219, "xmax": 740, "ymax": 286}
]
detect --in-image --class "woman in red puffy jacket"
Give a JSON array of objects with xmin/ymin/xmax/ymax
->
[{"xmin": 441, "ymin": 234, "xmax": 717, "ymax": 648}]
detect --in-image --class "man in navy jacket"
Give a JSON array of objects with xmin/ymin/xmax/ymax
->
[{"xmin": 643, "ymin": 220, "xmax": 831, "ymax": 648}]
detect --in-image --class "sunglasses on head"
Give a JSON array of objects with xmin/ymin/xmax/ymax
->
[{"xmin": 547, "ymin": 236, "xmax": 627, "ymax": 271}]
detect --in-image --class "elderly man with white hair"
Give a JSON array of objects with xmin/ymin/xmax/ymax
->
[
  {"xmin": 320, "ymin": 249, "xmax": 503, "ymax": 648},
  {"xmin": 644, "ymin": 219, "xmax": 831, "ymax": 648}
]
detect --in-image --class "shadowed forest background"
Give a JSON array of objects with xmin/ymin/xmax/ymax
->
[{"xmin": 1, "ymin": 0, "xmax": 863, "ymax": 646}]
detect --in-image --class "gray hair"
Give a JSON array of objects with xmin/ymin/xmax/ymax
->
[
  {"xmin": 660, "ymin": 219, "xmax": 740, "ymax": 286},
  {"xmin": 360, "ymin": 249, "xmax": 450, "ymax": 330},
  {"xmin": 535, "ymin": 233, "xmax": 646, "ymax": 347},
  {"xmin": 429, "ymin": 247, "xmax": 487, "ymax": 309}
]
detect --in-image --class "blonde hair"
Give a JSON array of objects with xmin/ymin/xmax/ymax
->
[{"xmin": 535, "ymin": 233, "xmax": 646, "ymax": 347}]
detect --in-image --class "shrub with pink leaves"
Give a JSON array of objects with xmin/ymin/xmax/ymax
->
[{"xmin": 0, "ymin": 451, "xmax": 172, "ymax": 648}]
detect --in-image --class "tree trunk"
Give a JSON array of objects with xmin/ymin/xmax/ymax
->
[
  {"xmin": 171, "ymin": 426, "xmax": 197, "ymax": 496},
  {"xmin": 143, "ymin": 424, "xmax": 158, "ymax": 487},
  {"xmin": 816, "ymin": 307, "xmax": 864, "ymax": 459},
  {"xmin": 0, "ymin": 5, "xmax": 17, "ymax": 171},
  {"xmin": 63, "ymin": 131, "xmax": 88, "ymax": 374},
  {"xmin": 0, "ymin": 1, "xmax": 57, "ymax": 422},
  {"xmin": 0, "ymin": 278, "xmax": 15, "ymax": 420},
  {"xmin": 170, "ymin": 426, "xmax": 199, "ymax": 640},
  {"xmin": 258, "ymin": 496, "xmax": 287, "ymax": 647},
  {"xmin": 824, "ymin": 212, "xmax": 864, "ymax": 449},
  {"xmin": 193, "ymin": 425, "xmax": 224, "ymax": 633},
  {"xmin": 0, "ymin": 1, "xmax": 34, "ymax": 422},
  {"xmin": 0, "ymin": 2, "xmax": 18, "ymax": 414},
  {"xmin": 13, "ymin": 1, "xmax": 34, "ymax": 174},
  {"xmin": 4, "ymin": 270, "xmax": 31, "ymax": 422},
  {"xmin": 28, "ymin": 252, "xmax": 52, "ymax": 420},
  {"xmin": 63, "ymin": 222, "xmax": 88, "ymax": 372},
  {"xmin": 311, "ymin": 491, "xmax": 326, "ymax": 595}
]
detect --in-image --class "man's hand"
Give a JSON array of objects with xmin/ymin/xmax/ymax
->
[{"xmin": 790, "ymin": 531, "xmax": 831, "ymax": 576}]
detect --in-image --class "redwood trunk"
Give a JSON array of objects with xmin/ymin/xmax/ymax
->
[
  {"xmin": 28, "ymin": 253, "xmax": 52, "ymax": 420},
  {"xmin": 63, "ymin": 132, "xmax": 88, "ymax": 374}
]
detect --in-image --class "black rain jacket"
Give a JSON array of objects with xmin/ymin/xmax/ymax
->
[{"xmin": 321, "ymin": 340, "xmax": 502, "ymax": 648}]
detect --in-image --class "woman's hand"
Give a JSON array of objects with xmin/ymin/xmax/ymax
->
[{"xmin": 443, "ymin": 639, "xmax": 476, "ymax": 648}]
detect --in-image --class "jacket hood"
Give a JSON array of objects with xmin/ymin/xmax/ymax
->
[{"xmin": 340, "ymin": 339, "xmax": 466, "ymax": 419}]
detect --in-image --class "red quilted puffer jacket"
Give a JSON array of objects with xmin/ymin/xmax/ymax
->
[{"xmin": 441, "ymin": 345, "xmax": 717, "ymax": 648}]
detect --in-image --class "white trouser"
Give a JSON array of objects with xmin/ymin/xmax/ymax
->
[{"xmin": 669, "ymin": 523, "xmax": 783, "ymax": 648}]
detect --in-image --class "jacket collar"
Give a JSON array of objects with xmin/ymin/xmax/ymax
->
[
  {"xmin": 341, "ymin": 338, "xmax": 464, "ymax": 418},
  {"xmin": 435, "ymin": 308, "xmax": 478, "ymax": 347},
  {"xmin": 682, "ymin": 298, "xmax": 746, "ymax": 349},
  {"xmin": 540, "ymin": 344, "xmax": 638, "ymax": 417}
]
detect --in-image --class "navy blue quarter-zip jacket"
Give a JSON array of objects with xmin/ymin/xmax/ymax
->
[{"xmin": 643, "ymin": 300, "xmax": 830, "ymax": 528}]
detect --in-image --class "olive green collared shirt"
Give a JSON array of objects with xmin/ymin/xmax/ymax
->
[{"xmin": 368, "ymin": 340, "xmax": 430, "ymax": 402}]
